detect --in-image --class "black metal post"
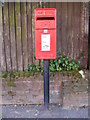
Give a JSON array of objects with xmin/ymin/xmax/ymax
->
[{"xmin": 43, "ymin": 60, "xmax": 49, "ymax": 108}]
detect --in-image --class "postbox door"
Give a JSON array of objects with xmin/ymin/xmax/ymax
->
[{"xmin": 35, "ymin": 29, "xmax": 56, "ymax": 59}]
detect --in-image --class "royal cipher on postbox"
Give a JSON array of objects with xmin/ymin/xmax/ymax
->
[{"xmin": 35, "ymin": 8, "xmax": 56, "ymax": 59}]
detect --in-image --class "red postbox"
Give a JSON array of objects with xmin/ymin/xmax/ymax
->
[{"xmin": 35, "ymin": 8, "xmax": 56, "ymax": 59}]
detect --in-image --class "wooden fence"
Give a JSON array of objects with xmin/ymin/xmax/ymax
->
[{"xmin": 0, "ymin": 2, "xmax": 89, "ymax": 72}]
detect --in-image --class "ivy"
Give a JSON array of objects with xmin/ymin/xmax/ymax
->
[
  {"xmin": 27, "ymin": 55, "xmax": 81, "ymax": 72},
  {"xmin": 49, "ymin": 55, "xmax": 80, "ymax": 72},
  {"xmin": 28, "ymin": 64, "xmax": 41, "ymax": 72}
]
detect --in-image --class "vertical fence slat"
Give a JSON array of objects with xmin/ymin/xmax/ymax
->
[
  {"xmin": 67, "ymin": 3, "xmax": 73, "ymax": 59},
  {"xmin": 73, "ymin": 3, "xmax": 77, "ymax": 60},
  {"xmin": 21, "ymin": 2, "xmax": 28, "ymax": 70},
  {"xmin": 80, "ymin": 3, "xmax": 84, "ymax": 66},
  {"xmin": 32, "ymin": 3, "xmax": 36, "ymax": 65},
  {"xmin": 15, "ymin": 3, "xmax": 23, "ymax": 71},
  {"xmin": 56, "ymin": 2, "xmax": 59, "ymax": 55},
  {"xmin": 81, "ymin": 3, "xmax": 86, "ymax": 67},
  {"xmin": 0, "ymin": 3, "xmax": 2, "ymax": 70},
  {"xmin": 61, "ymin": 3, "xmax": 68, "ymax": 56},
  {"xmin": 59, "ymin": 3, "xmax": 62, "ymax": 56},
  {"xmin": 83, "ymin": 3, "xmax": 89, "ymax": 68},
  {"xmin": 2, "ymin": 7, "xmax": 7, "ymax": 72},
  {"xmin": 77, "ymin": 3, "xmax": 81, "ymax": 60},
  {"xmin": 78, "ymin": 3, "xmax": 83, "ymax": 61},
  {"xmin": 3, "ymin": 3, "xmax": 11, "ymax": 71},
  {"xmin": 32, "ymin": 3, "xmax": 39, "ymax": 65},
  {"xmin": 79, "ymin": 3, "xmax": 82, "ymax": 58},
  {"xmin": 27, "ymin": 3, "xmax": 33, "ymax": 64},
  {"xmin": 2, "ymin": 37, "xmax": 6, "ymax": 72},
  {"xmin": 56, "ymin": 3, "xmax": 62, "ymax": 56},
  {"xmin": 73, "ymin": 3, "xmax": 80, "ymax": 60},
  {"xmin": 0, "ymin": 3, "xmax": 5, "ymax": 71},
  {"xmin": 9, "ymin": 3, "xmax": 17, "ymax": 71}
]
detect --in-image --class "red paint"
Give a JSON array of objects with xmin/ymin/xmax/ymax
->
[{"xmin": 35, "ymin": 8, "xmax": 56, "ymax": 59}]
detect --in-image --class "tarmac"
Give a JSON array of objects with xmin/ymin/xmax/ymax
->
[{"xmin": 1, "ymin": 105, "xmax": 89, "ymax": 118}]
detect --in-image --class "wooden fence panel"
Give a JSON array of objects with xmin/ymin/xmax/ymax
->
[
  {"xmin": 1, "ymin": 2, "xmax": 89, "ymax": 72},
  {"xmin": 9, "ymin": 3, "xmax": 17, "ymax": 71}
]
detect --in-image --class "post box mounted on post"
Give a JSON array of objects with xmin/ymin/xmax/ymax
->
[
  {"xmin": 35, "ymin": 8, "xmax": 56, "ymax": 59},
  {"xmin": 35, "ymin": 8, "xmax": 56, "ymax": 108}
]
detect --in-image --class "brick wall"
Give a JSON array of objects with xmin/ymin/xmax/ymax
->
[
  {"xmin": 2, "ymin": 71, "xmax": 88, "ymax": 108},
  {"xmin": 2, "ymin": 73, "xmax": 62, "ymax": 105}
]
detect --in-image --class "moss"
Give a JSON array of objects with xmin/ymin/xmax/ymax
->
[
  {"xmin": 75, "ymin": 73, "xmax": 82, "ymax": 79},
  {"xmin": 7, "ymin": 80, "xmax": 16, "ymax": 87},
  {"xmin": 59, "ymin": 70, "xmax": 82, "ymax": 79},
  {"xmin": 70, "ymin": 70, "xmax": 82, "ymax": 79},
  {"xmin": 13, "ymin": 72, "xmax": 23, "ymax": 78},
  {"xmin": 2, "ymin": 69, "xmax": 82, "ymax": 80},
  {"xmin": 23, "ymin": 72, "xmax": 30, "ymax": 78},
  {"xmin": 2, "ymin": 72, "xmax": 8, "ymax": 78},
  {"xmin": 9, "ymin": 72, "xmax": 16, "ymax": 78},
  {"xmin": 14, "ymin": 72, "xmax": 20, "ymax": 78}
]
